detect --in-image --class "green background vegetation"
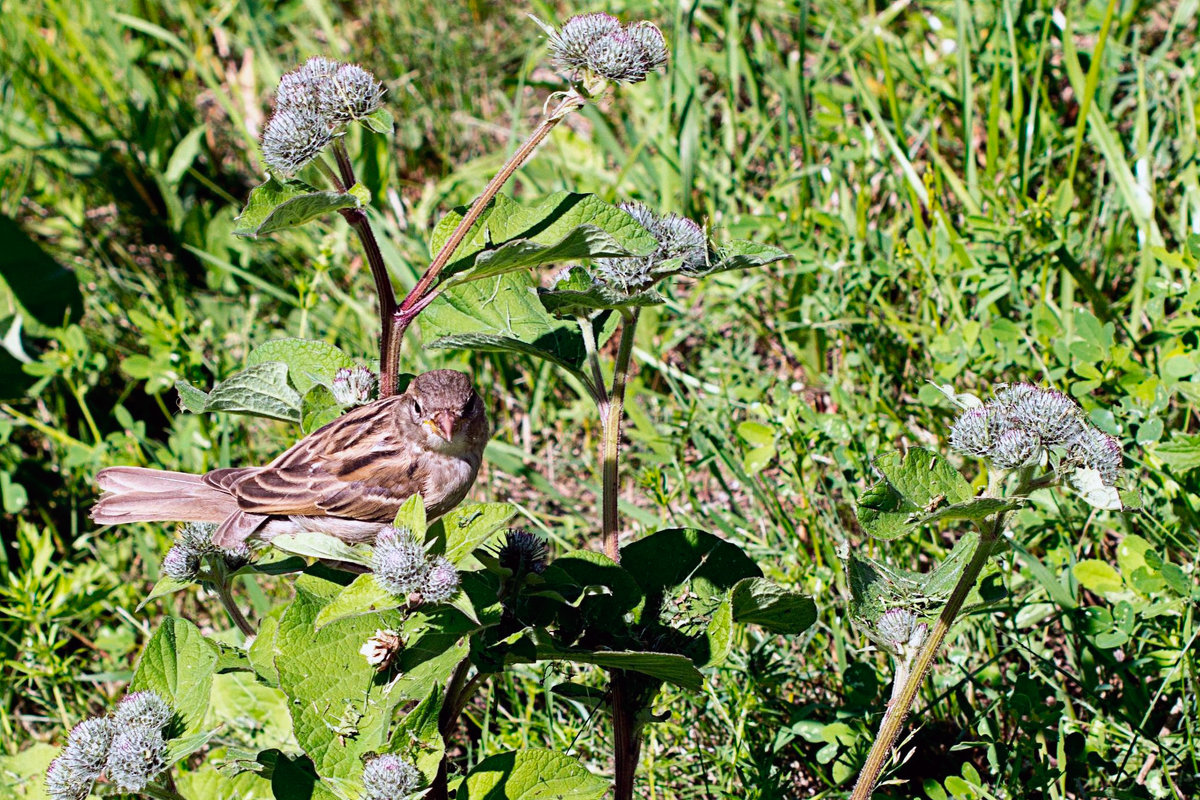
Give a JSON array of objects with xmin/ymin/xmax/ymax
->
[{"xmin": 2, "ymin": 0, "xmax": 1198, "ymax": 797}]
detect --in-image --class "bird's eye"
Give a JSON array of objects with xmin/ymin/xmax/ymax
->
[{"xmin": 412, "ymin": 399, "xmax": 423, "ymax": 417}]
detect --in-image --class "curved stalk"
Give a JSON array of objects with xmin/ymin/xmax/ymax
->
[
  {"xmin": 850, "ymin": 468, "xmax": 1025, "ymax": 798},
  {"xmin": 381, "ymin": 91, "xmax": 587, "ymax": 395},
  {"xmin": 849, "ymin": 524, "xmax": 1001, "ymax": 798},
  {"xmin": 213, "ymin": 578, "xmax": 255, "ymax": 638}
]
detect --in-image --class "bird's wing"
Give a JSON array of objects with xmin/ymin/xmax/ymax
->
[{"xmin": 224, "ymin": 396, "xmax": 424, "ymax": 521}]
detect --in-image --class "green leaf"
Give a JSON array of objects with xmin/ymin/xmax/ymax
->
[
  {"xmin": 1115, "ymin": 534, "xmax": 1153, "ymax": 577},
  {"xmin": 688, "ymin": 239, "xmax": 790, "ymax": 278},
  {"xmin": 175, "ymin": 361, "xmax": 302, "ymax": 423},
  {"xmin": 247, "ymin": 338, "xmax": 356, "ymax": 395},
  {"xmin": 0, "ymin": 742, "xmax": 59, "ymax": 800},
  {"xmin": 537, "ymin": 266, "xmax": 663, "ymax": 316},
  {"xmin": 137, "ymin": 575, "xmax": 193, "ymax": 610},
  {"xmin": 730, "ymin": 578, "xmax": 817, "ymax": 635},
  {"xmin": 314, "ymin": 573, "xmax": 402, "ymax": 629},
  {"xmin": 702, "ymin": 595, "xmax": 734, "ymax": 667},
  {"xmin": 386, "ymin": 685, "xmax": 444, "ymax": 783},
  {"xmin": 620, "ymin": 528, "xmax": 761, "ymax": 600},
  {"xmin": 537, "ymin": 644, "xmax": 703, "ymax": 690},
  {"xmin": 175, "ymin": 379, "xmax": 210, "ymax": 414},
  {"xmin": 1074, "ymin": 559, "xmax": 1124, "ymax": 595},
  {"xmin": 423, "ymin": 272, "xmax": 588, "ymax": 374},
  {"xmin": 248, "ymin": 606, "xmax": 286, "ymax": 686},
  {"xmin": 916, "ymin": 496, "xmax": 1023, "ymax": 525},
  {"xmin": 274, "ymin": 578, "xmax": 409, "ymax": 781},
  {"xmin": 856, "ymin": 448, "xmax": 974, "ymax": 540},
  {"xmin": 0, "ymin": 214, "xmax": 83, "ymax": 327},
  {"xmin": 431, "ymin": 501, "xmax": 517, "ymax": 564},
  {"xmin": 271, "ymin": 530, "xmax": 374, "ymax": 566},
  {"xmin": 430, "ymin": 193, "xmax": 657, "ymax": 282},
  {"xmin": 233, "ymin": 176, "xmax": 360, "ymax": 238},
  {"xmin": 301, "ymin": 384, "xmax": 342, "ymax": 434},
  {"xmin": 392, "ymin": 493, "xmax": 427, "ymax": 540},
  {"xmin": 358, "ymin": 108, "xmax": 394, "ymax": 135},
  {"xmin": 460, "ymin": 748, "xmax": 608, "ymax": 800},
  {"xmin": 165, "ymin": 729, "xmax": 219, "ymax": 767},
  {"xmin": 1154, "ymin": 432, "xmax": 1200, "ymax": 474},
  {"xmin": 130, "ymin": 617, "xmax": 219, "ymax": 736}
]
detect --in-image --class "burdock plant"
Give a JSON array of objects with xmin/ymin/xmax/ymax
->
[
  {"xmin": 847, "ymin": 383, "xmax": 1136, "ymax": 798},
  {"xmin": 68, "ymin": 11, "xmax": 814, "ymax": 800}
]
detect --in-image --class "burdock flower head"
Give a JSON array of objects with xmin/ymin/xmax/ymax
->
[
  {"xmin": 261, "ymin": 105, "xmax": 333, "ymax": 176},
  {"xmin": 45, "ymin": 717, "xmax": 113, "ymax": 800},
  {"xmin": 161, "ymin": 521, "xmax": 250, "ymax": 583},
  {"xmin": 419, "ymin": 556, "xmax": 461, "ymax": 605},
  {"xmin": 360, "ymin": 628, "xmax": 403, "ymax": 672},
  {"xmin": 496, "ymin": 528, "xmax": 549, "ymax": 575},
  {"xmin": 361, "ymin": 754, "xmax": 421, "ymax": 800},
  {"xmin": 593, "ymin": 202, "xmax": 707, "ymax": 293},
  {"xmin": 542, "ymin": 13, "xmax": 668, "ymax": 85},
  {"xmin": 947, "ymin": 383, "xmax": 1123, "ymax": 487},
  {"xmin": 372, "ymin": 528, "xmax": 430, "ymax": 596},
  {"xmin": 263, "ymin": 57, "xmax": 386, "ymax": 175}
]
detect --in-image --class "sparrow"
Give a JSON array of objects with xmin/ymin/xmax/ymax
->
[{"xmin": 91, "ymin": 370, "xmax": 490, "ymax": 548}]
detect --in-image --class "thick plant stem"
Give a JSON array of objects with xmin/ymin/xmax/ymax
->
[
  {"xmin": 848, "ymin": 518, "xmax": 1005, "ymax": 799},
  {"xmin": 610, "ymin": 671, "xmax": 643, "ymax": 800},
  {"xmin": 379, "ymin": 92, "xmax": 587, "ymax": 396},
  {"xmin": 601, "ymin": 309, "xmax": 640, "ymax": 562},
  {"xmin": 214, "ymin": 579, "xmax": 255, "ymax": 638}
]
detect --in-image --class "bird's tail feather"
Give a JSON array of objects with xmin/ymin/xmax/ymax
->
[{"xmin": 91, "ymin": 467, "xmax": 240, "ymax": 525}]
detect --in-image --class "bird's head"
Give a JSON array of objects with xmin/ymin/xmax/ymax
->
[{"xmin": 403, "ymin": 370, "xmax": 489, "ymax": 455}]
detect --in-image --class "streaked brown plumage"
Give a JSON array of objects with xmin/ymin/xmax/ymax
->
[{"xmin": 92, "ymin": 370, "xmax": 489, "ymax": 548}]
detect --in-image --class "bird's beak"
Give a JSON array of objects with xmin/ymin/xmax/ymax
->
[{"xmin": 429, "ymin": 410, "xmax": 458, "ymax": 441}]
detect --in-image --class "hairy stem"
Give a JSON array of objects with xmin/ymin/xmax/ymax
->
[
  {"xmin": 849, "ymin": 470, "xmax": 1018, "ymax": 798},
  {"xmin": 601, "ymin": 309, "xmax": 640, "ymax": 562}
]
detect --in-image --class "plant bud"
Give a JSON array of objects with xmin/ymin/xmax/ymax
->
[
  {"xmin": 160, "ymin": 545, "xmax": 200, "ymax": 582},
  {"xmin": 1069, "ymin": 427, "xmax": 1123, "ymax": 486},
  {"xmin": 988, "ymin": 428, "xmax": 1042, "ymax": 470},
  {"xmin": 548, "ymin": 12, "xmax": 621, "ymax": 72},
  {"xmin": 949, "ymin": 407, "xmax": 994, "ymax": 458}
]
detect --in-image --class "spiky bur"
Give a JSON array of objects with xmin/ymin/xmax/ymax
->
[
  {"xmin": 360, "ymin": 628, "xmax": 403, "ymax": 672},
  {"xmin": 361, "ymin": 754, "xmax": 421, "ymax": 800},
  {"xmin": 263, "ymin": 57, "xmax": 386, "ymax": 176},
  {"xmin": 496, "ymin": 528, "xmax": 549, "ymax": 575},
  {"xmin": 592, "ymin": 201, "xmax": 707, "ymax": 294},
  {"xmin": 275, "ymin": 56, "xmax": 340, "ymax": 110},
  {"xmin": 162, "ymin": 522, "xmax": 250, "ymax": 582},
  {"xmin": 317, "ymin": 63, "xmax": 385, "ymax": 123},
  {"xmin": 948, "ymin": 383, "xmax": 1124, "ymax": 486},
  {"xmin": 45, "ymin": 717, "xmax": 114, "ymax": 800},
  {"xmin": 372, "ymin": 528, "xmax": 430, "ymax": 596},
  {"xmin": 114, "ymin": 691, "xmax": 173, "ymax": 733},
  {"xmin": 1070, "ymin": 427, "xmax": 1124, "ymax": 486},
  {"xmin": 332, "ymin": 365, "xmax": 379, "ymax": 407},
  {"xmin": 419, "ymin": 556, "xmax": 461, "ymax": 605},
  {"xmin": 261, "ymin": 105, "xmax": 334, "ymax": 176},
  {"xmin": 544, "ymin": 14, "xmax": 668, "ymax": 85},
  {"xmin": 105, "ymin": 727, "xmax": 167, "ymax": 793}
]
